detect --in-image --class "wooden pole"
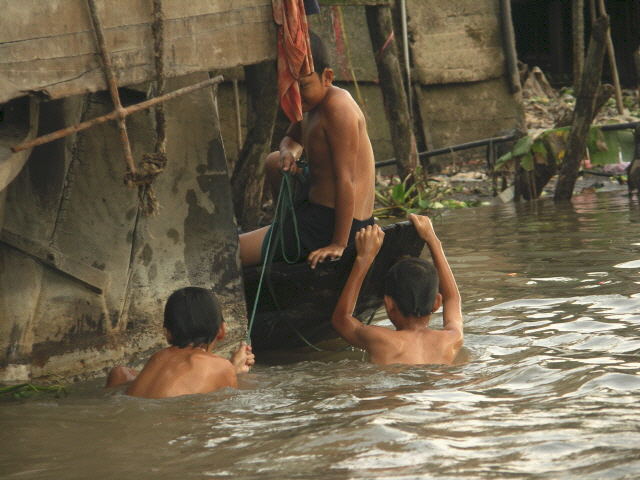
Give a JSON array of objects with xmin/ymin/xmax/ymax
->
[
  {"xmin": 634, "ymin": 47, "xmax": 640, "ymax": 103},
  {"xmin": 12, "ymin": 76, "xmax": 224, "ymax": 153},
  {"xmin": 500, "ymin": 0, "xmax": 522, "ymax": 95},
  {"xmin": 628, "ymin": 125, "xmax": 640, "ymax": 195},
  {"xmin": 151, "ymin": 0, "xmax": 167, "ymax": 156},
  {"xmin": 231, "ymin": 61, "xmax": 278, "ymax": 230},
  {"xmin": 572, "ymin": 0, "xmax": 585, "ymax": 95},
  {"xmin": 554, "ymin": 16, "xmax": 609, "ymax": 202},
  {"xmin": 86, "ymin": 0, "xmax": 137, "ymax": 174},
  {"xmin": 597, "ymin": 0, "xmax": 624, "ymax": 114},
  {"xmin": 365, "ymin": 4, "xmax": 417, "ymax": 179}
]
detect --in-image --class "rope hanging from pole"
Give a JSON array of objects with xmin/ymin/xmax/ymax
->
[{"xmin": 134, "ymin": 0, "xmax": 169, "ymax": 215}]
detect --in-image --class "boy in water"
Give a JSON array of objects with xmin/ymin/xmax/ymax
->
[
  {"xmin": 331, "ymin": 214, "xmax": 463, "ymax": 365},
  {"xmin": 239, "ymin": 31, "xmax": 375, "ymax": 269},
  {"xmin": 106, "ymin": 287, "xmax": 254, "ymax": 398}
]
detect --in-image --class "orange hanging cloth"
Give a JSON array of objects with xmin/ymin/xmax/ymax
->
[{"xmin": 272, "ymin": 0, "xmax": 314, "ymax": 123}]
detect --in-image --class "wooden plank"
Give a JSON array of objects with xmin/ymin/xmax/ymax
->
[
  {"xmin": 0, "ymin": 229, "xmax": 110, "ymax": 293},
  {"xmin": 0, "ymin": 0, "xmax": 275, "ymax": 103}
]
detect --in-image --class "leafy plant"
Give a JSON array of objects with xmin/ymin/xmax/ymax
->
[
  {"xmin": 0, "ymin": 383, "xmax": 67, "ymax": 400},
  {"xmin": 374, "ymin": 167, "xmax": 455, "ymax": 218},
  {"xmin": 495, "ymin": 125, "xmax": 634, "ymax": 173}
]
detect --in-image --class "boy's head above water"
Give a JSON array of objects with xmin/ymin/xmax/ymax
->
[
  {"xmin": 299, "ymin": 31, "xmax": 334, "ymax": 112},
  {"xmin": 163, "ymin": 287, "xmax": 224, "ymax": 348},
  {"xmin": 383, "ymin": 257, "xmax": 442, "ymax": 326}
]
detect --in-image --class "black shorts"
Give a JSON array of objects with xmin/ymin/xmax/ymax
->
[{"xmin": 262, "ymin": 200, "xmax": 375, "ymax": 263}]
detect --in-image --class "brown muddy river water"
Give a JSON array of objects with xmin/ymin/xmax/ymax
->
[{"xmin": 2, "ymin": 191, "xmax": 640, "ymax": 479}]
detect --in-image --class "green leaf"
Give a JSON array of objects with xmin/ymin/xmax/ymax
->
[
  {"xmin": 520, "ymin": 152, "xmax": 534, "ymax": 171},
  {"xmin": 531, "ymin": 140, "xmax": 547, "ymax": 155},
  {"xmin": 512, "ymin": 135, "xmax": 534, "ymax": 157},
  {"xmin": 391, "ymin": 183, "xmax": 405, "ymax": 204},
  {"xmin": 495, "ymin": 151, "xmax": 513, "ymax": 171},
  {"xmin": 589, "ymin": 130, "xmax": 635, "ymax": 166}
]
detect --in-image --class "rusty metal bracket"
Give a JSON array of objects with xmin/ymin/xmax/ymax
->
[{"xmin": 1, "ymin": 229, "xmax": 109, "ymax": 294}]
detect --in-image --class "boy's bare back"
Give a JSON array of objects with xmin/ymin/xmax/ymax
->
[
  {"xmin": 331, "ymin": 216, "xmax": 463, "ymax": 366},
  {"xmin": 356, "ymin": 324, "xmax": 463, "ymax": 366},
  {"xmin": 125, "ymin": 346, "xmax": 237, "ymax": 399}
]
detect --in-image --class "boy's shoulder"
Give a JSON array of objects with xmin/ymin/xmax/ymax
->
[{"xmin": 323, "ymin": 87, "xmax": 359, "ymax": 116}]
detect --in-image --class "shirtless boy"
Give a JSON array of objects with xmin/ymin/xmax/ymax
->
[
  {"xmin": 331, "ymin": 214, "xmax": 463, "ymax": 365},
  {"xmin": 106, "ymin": 287, "xmax": 254, "ymax": 398},
  {"xmin": 239, "ymin": 31, "xmax": 375, "ymax": 269}
]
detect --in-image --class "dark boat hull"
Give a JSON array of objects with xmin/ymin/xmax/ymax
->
[{"xmin": 243, "ymin": 221, "xmax": 425, "ymax": 351}]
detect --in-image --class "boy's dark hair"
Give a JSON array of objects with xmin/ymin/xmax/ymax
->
[
  {"xmin": 163, "ymin": 287, "xmax": 223, "ymax": 348},
  {"xmin": 309, "ymin": 30, "xmax": 330, "ymax": 74},
  {"xmin": 384, "ymin": 257, "xmax": 439, "ymax": 318}
]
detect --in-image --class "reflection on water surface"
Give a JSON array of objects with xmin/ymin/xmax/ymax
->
[{"xmin": 2, "ymin": 192, "xmax": 640, "ymax": 479}]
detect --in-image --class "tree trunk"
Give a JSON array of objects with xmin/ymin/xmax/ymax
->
[
  {"xmin": 365, "ymin": 4, "xmax": 417, "ymax": 180},
  {"xmin": 572, "ymin": 0, "xmax": 584, "ymax": 95},
  {"xmin": 231, "ymin": 60, "xmax": 278, "ymax": 230},
  {"xmin": 554, "ymin": 16, "xmax": 609, "ymax": 202}
]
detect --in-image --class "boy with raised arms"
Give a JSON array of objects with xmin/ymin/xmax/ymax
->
[
  {"xmin": 331, "ymin": 214, "xmax": 464, "ymax": 365},
  {"xmin": 239, "ymin": 31, "xmax": 375, "ymax": 269},
  {"xmin": 106, "ymin": 287, "xmax": 254, "ymax": 398}
]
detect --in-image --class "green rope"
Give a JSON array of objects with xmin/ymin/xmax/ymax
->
[{"xmin": 246, "ymin": 172, "xmax": 301, "ymax": 343}]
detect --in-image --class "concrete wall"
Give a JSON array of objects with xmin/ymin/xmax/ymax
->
[
  {"xmin": 409, "ymin": 0, "xmax": 522, "ymax": 149},
  {"xmin": 306, "ymin": 2, "xmax": 522, "ymax": 162},
  {"xmin": 0, "ymin": 73, "xmax": 245, "ymax": 382}
]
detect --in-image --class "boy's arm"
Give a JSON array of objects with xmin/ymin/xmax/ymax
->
[
  {"xmin": 307, "ymin": 104, "xmax": 358, "ymax": 269},
  {"xmin": 331, "ymin": 225, "xmax": 384, "ymax": 348},
  {"xmin": 409, "ymin": 214, "xmax": 463, "ymax": 340},
  {"xmin": 105, "ymin": 366, "xmax": 138, "ymax": 388},
  {"xmin": 280, "ymin": 122, "xmax": 304, "ymax": 175}
]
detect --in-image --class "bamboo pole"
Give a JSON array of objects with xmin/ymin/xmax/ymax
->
[
  {"xmin": 597, "ymin": 0, "xmax": 624, "ymax": 114},
  {"xmin": 399, "ymin": 0, "xmax": 412, "ymax": 119},
  {"xmin": 12, "ymin": 76, "xmax": 224, "ymax": 153},
  {"xmin": 86, "ymin": 0, "xmax": 137, "ymax": 174},
  {"xmin": 588, "ymin": 0, "xmax": 597, "ymax": 25},
  {"xmin": 233, "ymin": 79, "xmax": 243, "ymax": 153}
]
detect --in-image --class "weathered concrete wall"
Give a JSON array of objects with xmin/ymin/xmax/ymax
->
[
  {"xmin": 0, "ymin": 0, "xmax": 275, "ymax": 104},
  {"xmin": 0, "ymin": 73, "xmax": 245, "ymax": 382},
  {"xmin": 409, "ymin": 0, "xmax": 505, "ymax": 85},
  {"xmin": 305, "ymin": 2, "xmax": 522, "ymax": 157},
  {"xmin": 409, "ymin": 0, "xmax": 522, "ymax": 149}
]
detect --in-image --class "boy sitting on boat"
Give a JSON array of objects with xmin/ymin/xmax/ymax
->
[
  {"xmin": 239, "ymin": 31, "xmax": 375, "ymax": 269},
  {"xmin": 331, "ymin": 214, "xmax": 463, "ymax": 365},
  {"xmin": 106, "ymin": 287, "xmax": 254, "ymax": 398}
]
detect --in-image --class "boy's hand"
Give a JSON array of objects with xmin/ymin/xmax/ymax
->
[
  {"xmin": 308, "ymin": 244, "xmax": 345, "ymax": 269},
  {"xmin": 355, "ymin": 225, "xmax": 384, "ymax": 261},
  {"xmin": 409, "ymin": 213, "xmax": 438, "ymax": 243},
  {"xmin": 230, "ymin": 342, "xmax": 255, "ymax": 374},
  {"xmin": 280, "ymin": 150, "xmax": 301, "ymax": 175}
]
